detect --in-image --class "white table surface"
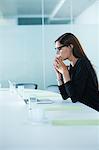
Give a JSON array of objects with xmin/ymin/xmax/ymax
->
[{"xmin": 0, "ymin": 88, "xmax": 99, "ymax": 150}]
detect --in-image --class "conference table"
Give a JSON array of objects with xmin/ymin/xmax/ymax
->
[{"xmin": 0, "ymin": 88, "xmax": 99, "ymax": 150}]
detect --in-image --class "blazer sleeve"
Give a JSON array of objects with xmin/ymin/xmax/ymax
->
[
  {"xmin": 64, "ymin": 61, "xmax": 89, "ymax": 103},
  {"xmin": 58, "ymin": 84, "xmax": 69, "ymax": 100}
]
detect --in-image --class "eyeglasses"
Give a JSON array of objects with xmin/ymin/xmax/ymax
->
[{"xmin": 55, "ymin": 44, "xmax": 67, "ymax": 52}]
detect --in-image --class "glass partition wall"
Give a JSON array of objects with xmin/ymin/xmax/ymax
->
[
  {"xmin": 43, "ymin": 0, "xmax": 99, "ymax": 89},
  {"xmin": 0, "ymin": 0, "xmax": 43, "ymax": 88},
  {"xmin": 0, "ymin": 0, "xmax": 98, "ymax": 89}
]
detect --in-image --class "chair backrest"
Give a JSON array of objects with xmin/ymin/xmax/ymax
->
[
  {"xmin": 15, "ymin": 83, "xmax": 38, "ymax": 89},
  {"xmin": 46, "ymin": 85, "xmax": 59, "ymax": 93}
]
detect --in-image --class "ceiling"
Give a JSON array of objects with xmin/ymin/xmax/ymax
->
[{"xmin": 0, "ymin": 0, "xmax": 97, "ymax": 24}]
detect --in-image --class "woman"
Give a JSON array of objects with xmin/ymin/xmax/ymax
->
[{"xmin": 53, "ymin": 33, "xmax": 99, "ymax": 111}]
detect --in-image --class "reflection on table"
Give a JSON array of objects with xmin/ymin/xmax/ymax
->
[{"xmin": 0, "ymin": 88, "xmax": 99, "ymax": 150}]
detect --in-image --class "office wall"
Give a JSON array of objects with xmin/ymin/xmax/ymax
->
[
  {"xmin": 74, "ymin": 0, "xmax": 99, "ymax": 80},
  {"xmin": 74, "ymin": 0, "xmax": 99, "ymax": 25},
  {"xmin": 0, "ymin": 24, "xmax": 99, "ymax": 89},
  {"xmin": 0, "ymin": 25, "xmax": 44, "ymax": 88}
]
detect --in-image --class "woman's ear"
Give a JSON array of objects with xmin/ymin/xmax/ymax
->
[{"xmin": 68, "ymin": 44, "xmax": 74, "ymax": 55}]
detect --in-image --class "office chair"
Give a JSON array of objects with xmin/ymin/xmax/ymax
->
[
  {"xmin": 46, "ymin": 84, "xmax": 59, "ymax": 93},
  {"xmin": 15, "ymin": 83, "xmax": 38, "ymax": 89}
]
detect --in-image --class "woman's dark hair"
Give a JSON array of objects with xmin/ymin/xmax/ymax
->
[{"xmin": 55, "ymin": 33, "xmax": 87, "ymax": 58}]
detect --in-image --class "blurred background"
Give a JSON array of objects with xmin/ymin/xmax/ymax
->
[{"xmin": 0, "ymin": 0, "xmax": 99, "ymax": 89}]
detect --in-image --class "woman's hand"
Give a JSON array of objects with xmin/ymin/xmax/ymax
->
[
  {"xmin": 54, "ymin": 56, "xmax": 68, "ymax": 74},
  {"xmin": 53, "ymin": 56, "xmax": 70, "ymax": 83},
  {"xmin": 53, "ymin": 56, "xmax": 62, "ymax": 80}
]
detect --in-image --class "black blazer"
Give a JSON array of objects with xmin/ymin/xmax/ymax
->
[{"xmin": 58, "ymin": 56, "xmax": 99, "ymax": 112}]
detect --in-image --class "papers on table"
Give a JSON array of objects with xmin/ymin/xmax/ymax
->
[
  {"xmin": 36, "ymin": 99, "xmax": 54, "ymax": 104},
  {"xmin": 24, "ymin": 97, "xmax": 54, "ymax": 104}
]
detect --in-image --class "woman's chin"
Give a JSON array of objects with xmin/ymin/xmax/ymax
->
[{"xmin": 60, "ymin": 56, "xmax": 64, "ymax": 60}]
